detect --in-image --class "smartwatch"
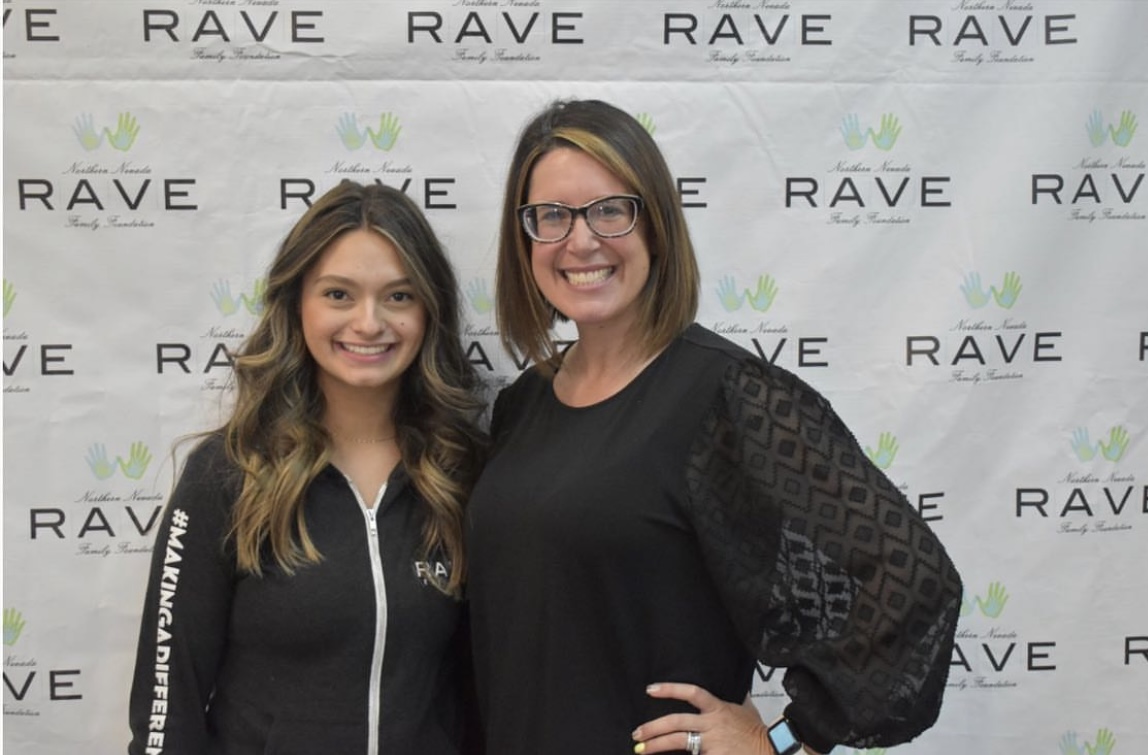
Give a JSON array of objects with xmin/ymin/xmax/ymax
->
[{"xmin": 766, "ymin": 716, "xmax": 804, "ymax": 755}]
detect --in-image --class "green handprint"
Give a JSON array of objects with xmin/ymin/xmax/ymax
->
[
  {"xmin": 840, "ymin": 113, "xmax": 867, "ymax": 150},
  {"xmin": 870, "ymin": 113, "xmax": 902, "ymax": 151},
  {"xmin": 1060, "ymin": 732, "xmax": 1085, "ymax": 755},
  {"xmin": 1086, "ymin": 727, "xmax": 1116, "ymax": 755},
  {"xmin": 745, "ymin": 274, "xmax": 779, "ymax": 312},
  {"xmin": 119, "ymin": 441, "xmax": 153, "ymax": 480},
  {"xmin": 716, "ymin": 275, "xmax": 744, "ymax": 312},
  {"xmin": 104, "ymin": 111, "xmax": 140, "ymax": 151},
  {"xmin": 991, "ymin": 271, "xmax": 1022, "ymax": 309},
  {"xmin": 86, "ymin": 443, "xmax": 118, "ymax": 480},
  {"xmin": 73, "ymin": 113, "xmax": 104, "ymax": 150},
  {"xmin": 3, "ymin": 608, "xmax": 26, "ymax": 646},
  {"xmin": 1086, "ymin": 109, "xmax": 1107, "ymax": 147},
  {"xmin": 466, "ymin": 278, "xmax": 494, "ymax": 315},
  {"xmin": 336, "ymin": 112, "xmax": 367, "ymax": 150},
  {"xmin": 977, "ymin": 581, "xmax": 1008, "ymax": 618},
  {"xmin": 1099, "ymin": 425, "xmax": 1129, "ymax": 462},
  {"xmin": 243, "ymin": 278, "xmax": 267, "ymax": 316},
  {"xmin": 1070, "ymin": 428, "xmax": 1097, "ymax": 462},
  {"xmin": 367, "ymin": 113, "xmax": 402, "ymax": 151},
  {"xmin": 1110, "ymin": 109, "xmax": 1137, "ymax": 147},
  {"xmin": 864, "ymin": 432, "xmax": 899, "ymax": 470},
  {"xmin": 210, "ymin": 280, "xmax": 241, "ymax": 316},
  {"xmin": 3, "ymin": 279, "xmax": 15, "ymax": 317},
  {"xmin": 859, "ymin": 749, "xmax": 887, "ymax": 755},
  {"xmin": 635, "ymin": 112, "xmax": 656, "ymax": 135},
  {"xmin": 960, "ymin": 272, "xmax": 992, "ymax": 309}
]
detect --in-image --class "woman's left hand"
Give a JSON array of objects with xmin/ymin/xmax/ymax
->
[{"xmin": 631, "ymin": 682, "xmax": 771, "ymax": 755}]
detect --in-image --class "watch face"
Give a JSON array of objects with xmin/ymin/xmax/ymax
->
[{"xmin": 767, "ymin": 719, "xmax": 803, "ymax": 755}]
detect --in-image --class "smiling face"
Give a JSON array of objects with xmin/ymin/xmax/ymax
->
[
  {"xmin": 526, "ymin": 147, "xmax": 651, "ymax": 337},
  {"xmin": 300, "ymin": 228, "xmax": 426, "ymax": 402}
]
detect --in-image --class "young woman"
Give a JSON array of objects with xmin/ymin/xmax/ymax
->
[
  {"xmin": 128, "ymin": 181, "xmax": 486, "ymax": 754},
  {"xmin": 466, "ymin": 99, "xmax": 962, "ymax": 755}
]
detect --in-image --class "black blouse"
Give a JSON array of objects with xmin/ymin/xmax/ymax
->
[{"xmin": 467, "ymin": 324, "xmax": 961, "ymax": 755}]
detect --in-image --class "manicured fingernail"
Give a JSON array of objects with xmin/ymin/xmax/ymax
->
[
  {"xmin": 633, "ymin": 744, "xmax": 646, "ymax": 754},
  {"xmin": 646, "ymin": 684, "xmax": 660, "ymax": 693},
  {"xmin": 632, "ymin": 728, "xmax": 642, "ymax": 739}
]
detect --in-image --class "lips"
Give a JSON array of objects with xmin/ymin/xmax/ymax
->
[{"xmin": 563, "ymin": 267, "xmax": 615, "ymax": 287}]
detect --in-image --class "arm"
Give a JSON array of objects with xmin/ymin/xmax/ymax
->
[
  {"xmin": 127, "ymin": 436, "xmax": 238, "ymax": 754},
  {"xmin": 682, "ymin": 359, "xmax": 961, "ymax": 752}
]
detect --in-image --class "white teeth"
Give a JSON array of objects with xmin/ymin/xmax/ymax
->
[
  {"xmin": 343, "ymin": 343, "xmax": 392, "ymax": 355},
  {"xmin": 565, "ymin": 268, "xmax": 612, "ymax": 286}
]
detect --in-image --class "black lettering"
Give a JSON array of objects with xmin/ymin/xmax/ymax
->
[
  {"xmin": 999, "ymin": 15, "xmax": 1031, "ymax": 46},
  {"xmin": 424, "ymin": 178, "xmax": 456, "ymax": 210},
  {"xmin": 921, "ymin": 176, "xmax": 952, "ymax": 207},
  {"xmin": 677, "ymin": 177, "xmax": 707, "ymax": 209},
  {"xmin": 113, "ymin": 179, "xmax": 150, "ymax": 211},
  {"xmin": 3, "ymin": 671, "xmax": 35, "ymax": 700},
  {"xmin": 875, "ymin": 176, "xmax": 909, "ymax": 207},
  {"xmin": 800, "ymin": 14, "xmax": 831, "ymax": 45},
  {"xmin": 1015, "ymin": 488, "xmax": 1048, "ymax": 517},
  {"xmin": 41, "ymin": 344, "xmax": 74, "ymax": 376},
  {"xmin": 25, "ymin": 8, "xmax": 60, "ymax": 41},
  {"xmin": 1027, "ymin": 642, "xmax": 1056, "ymax": 671},
  {"xmin": 18, "ymin": 179, "xmax": 53, "ymax": 210},
  {"xmin": 291, "ymin": 10, "xmax": 323, "ymax": 43},
  {"xmin": 48, "ymin": 670, "xmax": 83, "ymax": 701},
  {"xmin": 1062, "ymin": 488, "xmax": 1093, "ymax": 516},
  {"xmin": 829, "ymin": 177, "xmax": 863, "ymax": 208},
  {"xmin": 408, "ymin": 11, "xmax": 442, "ymax": 43},
  {"xmin": 67, "ymin": 179, "xmax": 103, "ymax": 211},
  {"xmin": 1126, "ymin": 636, "xmax": 1148, "ymax": 665},
  {"xmin": 143, "ymin": 9, "xmax": 179, "ymax": 42},
  {"xmin": 78, "ymin": 508, "xmax": 115, "ymax": 538},
  {"xmin": 204, "ymin": 343, "xmax": 235, "ymax": 373},
  {"xmin": 156, "ymin": 343, "xmax": 192, "ymax": 374},
  {"xmin": 1072, "ymin": 174, "xmax": 1101, "ymax": 204},
  {"xmin": 1112, "ymin": 173, "xmax": 1144, "ymax": 204},
  {"xmin": 663, "ymin": 13, "xmax": 697, "ymax": 45},
  {"xmin": 709, "ymin": 14, "xmax": 743, "ymax": 45},
  {"xmin": 241, "ymin": 10, "xmax": 277, "ymax": 42},
  {"xmin": 906, "ymin": 336, "xmax": 940, "ymax": 366},
  {"xmin": 465, "ymin": 341, "xmax": 495, "ymax": 372},
  {"xmin": 3, "ymin": 344, "xmax": 28, "ymax": 376},
  {"xmin": 280, "ymin": 178, "xmax": 316, "ymax": 209},
  {"xmin": 30, "ymin": 509, "xmax": 66, "ymax": 539},
  {"xmin": 504, "ymin": 12, "xmax": 538, "ymax": 43},
  {"xmin": 551, "ymin": 12, "xmax": 583, "ymax": 44},
  {"xmin": 953, "ymin": 16, "xmax": 988, "ymax": 46},
  {"xmin": 917, "ymin": 492, "xmax": 944, "ymax": 523},
  {"xmin": 1045, "ymin": 14, "xmax": 1076, "ymax": 45},
  {"xmin": 1032, "ymin": 332, "xmax": 1062, "ymax": 362},
  {"xmin": 126, "ymin": 506, "xmax": 164, "ymax": 537},
  {"xmin": 983, "ymin": 642, "xmax": 1014, "ymax": 672},
  {"xmin": 193, "ymin": 10, "xmax": 229, "ymax": 43},
  {"xmin": 164, "ymin": 178, "xmax": 198, "ymax": 211},
  {"xmin": 785, "ymin": 178, "xmax": 817, "ymax": 208},
  {"xmin": 456, "ymin": 12, "xmax": 493, "ymax": 44},
  {"xmin": 908, "ymin": 15, "xmax": 941, "ymax": 46},
  {"xmin": 797, "ymin": 337, "xmax": 828, "ymax": 367},
  {"xmin": 1031, "ymin": 174, "xmax": 1063, "ymax": 204}
]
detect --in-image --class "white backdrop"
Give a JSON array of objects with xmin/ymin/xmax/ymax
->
[{"xmin": 3, "ymin": 1, "xmax": 1147, "ymax": 753}]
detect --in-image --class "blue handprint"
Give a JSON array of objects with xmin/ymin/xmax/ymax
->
[
  {"xmin": 1099, "ymin": 425, "xmax": 1129, "ymax": 462},
  {"xmin": 716, "ymin": 275, "xmax": 744, "ymax": 312},
  {"xmin": 211, "ymin": 280, "xmax": 241, "ymax": 316},
  {"xmin": 119, "ymin": 441, "xmax": 153, "ymax": 480},
  {"xmin": 1086, "ymin": 109, "xmax": 1107, "ymax": 147},
  {"xmin": 1110, "ymin": 109, "xmax": 1137, "ymax": 147},
  {"xmin": 1070, "ymin": 428, "xmax": 1098, "ymax": 462},
  {"xmin": 991, "ymin": 271, "xmax": 1022, "ymax": 309},
  {"xmin": 85, "ymin": 443, "xmax": 118, "ymax": 480},
  {"xmin": 73, "ymin": 113, "xmax": 104, "ymax": 151},
  {"xmin": 840, "ymin": 114, "xmax": 867, "ymax": 150},
  {"xmin": 870, "ymin": 113, "xmax": 902, "ymax": 151},
  {"xmin": 960, "ymin": 273, "xmax": 992, "ymax": 309},
  {"xmin": 336, "ymin": 113, "xmax": 367, "ymax": 150},
  {"xmin": 1060, "ymin": 731, "xmax": 1085, "ymax": 755},
  {"xmin": 466, "ymin": 278, "xmax": 494, "ymax": 315},
  {"xmin": 367, "ymin": 113, "xmax": 402, "ymax": 151},
  {"xmin": 745, "ymin": 274, "xmax": 779, "ymax": 312},
  {"xmin": 105, "ymin": 112, "xmax": 140, "ymax": 151}
]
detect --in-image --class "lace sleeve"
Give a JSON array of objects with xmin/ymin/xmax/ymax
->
[{"xmin": 683, "ymin": 358, "xmax": 962, "ymax": 752}]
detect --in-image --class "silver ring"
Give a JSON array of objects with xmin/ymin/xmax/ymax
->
[{"xmin": 686, "ymin": 730, "xmax": 701, "ymax": 755}]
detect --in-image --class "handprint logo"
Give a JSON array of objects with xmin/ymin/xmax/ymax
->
[
  {"xmin": 211, "ymin": 279, "xmax": 266, "ymax": 317},
  {"xmin": 3, "ymin": 279, "xmax": 15, "ymax": 317},
  {"xmin": 1070, "ymin": 426, "xmax": 1130, "ymax": 463},
  {"xmin": 960, "ymin": 272, "xmax": 1022, "ymax": 309},
  {"xmin": 840, "ymin": 113, "xmax": 902, "ymax": 151},
  {"xmin": 864, "ymin": 432, "xmax": 899, "ymax": 470},
  {"xmin": 466, "ymin": 278, "xmax": 494, "ymax": 316},
  {"xmin": 72, "ymin": 112, "xmax": 141, "ymax": 152},
  {"xmin": 4, "ymin": 608, "xmax": 26, "ymax": 647},
  {"xmin": 715, "ymin": 274, "xmax": 779, "ymax": 313},
  {"xmin": 635, "ymin": 112, "xmax": 656, "ymax": 136},
  {"xmin": 336, "ymin": 113, "xmax": 403, "ymax": 151},
  {"xmin": 962, "ymin": 582, "xmax": 1009, "ymax": 618},
  {"xmin": 85, "ymin": 441, "xmax": 153, "ymax": 480},
  {"xmin": 1060, "ymin": 729, "xmax": 1116, "ymax": 755},
  {"xmin": 1086, "ymin": 109, "xmax": 1137, "ymax": 148}
]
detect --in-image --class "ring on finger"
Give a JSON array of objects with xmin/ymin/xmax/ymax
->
[{"xmin": 686, "ymin": 730, "xmax": 702, "ymax": 755}]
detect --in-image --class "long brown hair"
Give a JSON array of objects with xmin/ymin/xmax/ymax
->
[
  {"xmin": 224, "ymin": 180, "xmax": 485, "ymax": 595},
  {"xmin": 496, "ymin": 99, "xmax": 700, "ymax": 370}
]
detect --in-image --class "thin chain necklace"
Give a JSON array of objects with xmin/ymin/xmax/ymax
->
[{"xmin": 332, "ymin": 433, "xmax": 396, "ymax": 445}]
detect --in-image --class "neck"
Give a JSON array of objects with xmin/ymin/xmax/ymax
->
[{"xmin": 321, "ymin": 381, "xmax": 399, "ymax": 446}]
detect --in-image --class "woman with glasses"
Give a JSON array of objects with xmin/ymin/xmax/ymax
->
[{"xmin": 466, "ymin": 99, "xmax": 962, "ymax": 755}]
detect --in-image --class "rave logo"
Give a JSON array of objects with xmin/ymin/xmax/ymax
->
[
  {"xmin": 72, "ymin": 112, "xmax": 141, "ymax": 152},
  {"xmin": 906, "ymin": 6, "xmax": 1078, "ymax": 66},
  {"xmin": 1070, "ymin": 426, "xmax": 1130, "ymax": 463},
  {"xmin": 660, "ymin": 9, "xmax": 834, "ymax": 67},
  {"xmin": 2, "ymin": 607, "xmax": 86, "ymax": 710},
  {"xmin": 140, "ymin": 8, "xmax": 325, "ymax": 62},
  {"xmin": 210, "ymin": 278, "xmax": 265, "ymax": 317},
  {"xmin": 85, "ymin": 442, "xmax": 153, "ymax": 481},
  {"xmin": 405, "ymin": 9, "xmax": 583, "ymax": 66},
  {"xmin": 961, "ymin": 581, "xmax": 1009, "ymax": 620},
  {"xmin": 1087, "ymin": 109, "xmax": 1138, "ymax": 148},
  {"xmin": 840, "ymin": 113, "xmax": 902, "ymax": 151},
  {"xmin": 1058, "ymin": 729, "xmax": 1117, "ymax": 755},
  {"xmin": 861, "ymin": 432, "xmax": 947, "ymax": 522},
  {"xmin": 950, "ymin": 581, "xmax": 1056, "ymax": 690},
  {"xmin": 960, "ymin": 271, "xmax": 1022, "ymax": 310},
  {"xmin": 336, "ymin": 112, "xmax": 403, "ymax": 152}
]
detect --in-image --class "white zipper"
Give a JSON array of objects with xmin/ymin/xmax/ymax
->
[{"xmin": 347, "ymin": 478, "xmax": 389, "ymax": 755}]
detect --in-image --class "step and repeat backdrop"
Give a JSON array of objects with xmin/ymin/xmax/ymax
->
[{"xmin": 3, "ymin": 1, "xmax": 1147, "ymax": 753}]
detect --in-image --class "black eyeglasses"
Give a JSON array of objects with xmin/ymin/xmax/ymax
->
[{"xmin": 518, "ymin": 195, "xmax": 643, "ymax": 243}]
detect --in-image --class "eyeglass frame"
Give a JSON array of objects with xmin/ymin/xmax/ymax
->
[{"xmin": 517, "ymin": 194, "xmax": 644, "ymax": 244}]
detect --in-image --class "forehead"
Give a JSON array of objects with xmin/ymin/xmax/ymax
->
[
  {"xmin": 526, "ymin": 147, "xmax": 628, "ymax": 203},
  {"xmin": 306, "ymin": 228, "xmax": 408, "ymax": 280}
]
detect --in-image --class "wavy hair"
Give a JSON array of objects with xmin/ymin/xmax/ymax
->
[
  {"xmin": 224, "ymin": 180, "xmax": 485, "ymax": 595},
  {"xmin": 496, "ymin": 98, "xmax": 700, "ymax": 370}
]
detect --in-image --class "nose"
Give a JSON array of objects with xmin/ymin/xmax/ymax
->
[
  {"xmin": 351, "ymin": 301, "xmax": 386, "ymax": 335},
  {"xmin": 564, "ymin": 214, "xmax": 600, "ymax": 255}
]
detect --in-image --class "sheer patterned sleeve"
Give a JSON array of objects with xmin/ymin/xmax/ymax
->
[{"xmin": 683, "ymin": 358, "xmax": 962, "ymax": 752}]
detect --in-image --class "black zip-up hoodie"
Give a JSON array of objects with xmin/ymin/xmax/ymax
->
[{"xmin": 128, "ymin": 434, "xmax": 476, "ymax": 755}]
